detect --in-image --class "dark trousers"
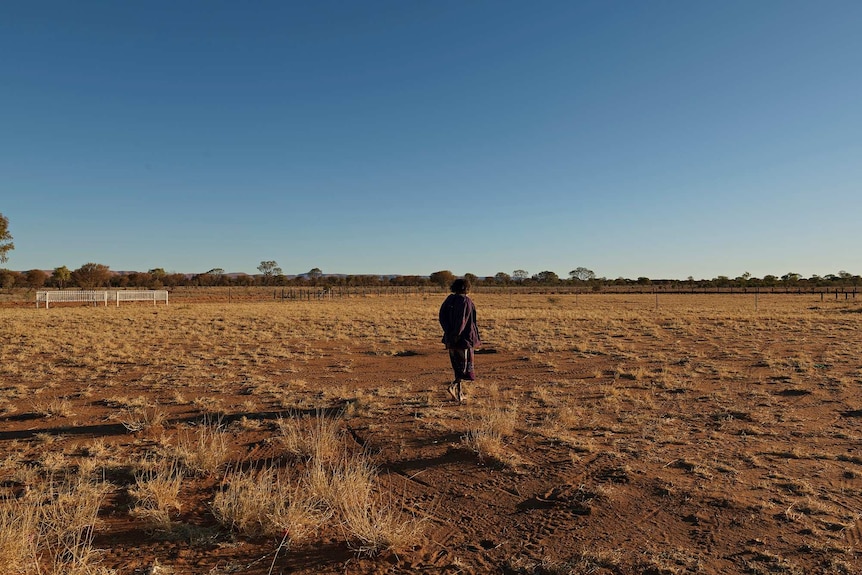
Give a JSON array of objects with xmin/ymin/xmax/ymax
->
[{"xmin": 448, "ymin": 347, "xmax": 475, "ymax": 381}]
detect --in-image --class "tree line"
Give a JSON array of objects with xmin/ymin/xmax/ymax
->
[
  {"xmin": 430, "ymin": 269, "xmax": 861, "ymax": 290},
  {"xmin": 0, "ymin": 215, "xmax": 858, "ymax": 291},
  {"xmin": 2, "ymin": 263, "xmax": 858, "ymax": 292}
]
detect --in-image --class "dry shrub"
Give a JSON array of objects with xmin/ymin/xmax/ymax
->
[
  {"xmin": 277, "ymin": 412, "xmax": 344, "ymax": 464},
  {"xmin": 211, "ymin": 466, "xmax": 330, "ymax": 541},
  {"xmin": 309, "ymin": 456, "xmax": 424, "ymax": 556},
  {"xmin": 130, "ymin": 462, "xmax": 184, "ymax": 531},
  {"xmin": 0, "ymin": 476, "xmax": 110, "ymax": 575},
  {"xmin": 37, "ymin": 477, "xmax": 108, "ymax": 575},
  {"xmin": 214, "ymin": 439, "xmax": 423, "ymax": 555},
  {"xmin": 174, "ymin": 419, "xmax": 230, "ymax": 476},
  {"xmin": 121, "ymin": 403, "xmax": 166, "ymax": 432},
  {"xmin": 0, "ymin": 497, "xmax": 38, "ymax": 573},
  {"xmin": 463, "ymin": 392, "xmax": 520, "ymax": 466},
  {"xmin": 32, "ymin": 398, "xmax": 76, "ymax": 418}
]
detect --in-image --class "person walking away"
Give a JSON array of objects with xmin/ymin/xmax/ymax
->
[{"xmin": 439, "ymin": 278, "xmax": 481, "ymax": 402}]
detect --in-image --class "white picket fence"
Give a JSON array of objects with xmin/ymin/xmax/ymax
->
[
  {"xmin": 36, "ymin": 290, "xmax": 169, "ymax": 309},
  {"xmin": 115, "ymin": 290, "xmax": 169, "ymax": 307}
]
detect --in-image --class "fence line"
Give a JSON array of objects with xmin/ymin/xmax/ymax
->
[
  {"xmin": 36, "ymin": 290, "xmax": 169, "ymax": 309},
  {"xmin": 35, "ymin": 286, "xmax": 856, "ymax": 307},
  {"xmin": 115, "ymin": 290, "xmax": 169, "ymax": 306}
]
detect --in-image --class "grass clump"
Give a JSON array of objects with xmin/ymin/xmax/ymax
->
[
  {"xmin": 0, "ymin": 476, "xmax": 110, "ymax": 575},
  {"xmin": 129, "ymin": 461, "xmax": 184, "ymax": 532},
  {"xmin": 173, "ymin": 418, "xmax": 231, "ymax": 476},
  {"xmin": 212, "ymin": 465, "xmax": 330, "ymax": 542}
]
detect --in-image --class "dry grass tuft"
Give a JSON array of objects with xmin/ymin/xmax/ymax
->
[
  {"xmin": 121, "ymin": 403, "xmax": 167, "ymax": 432},
  {"xmin": 130, "ymin": 461, "xmax": 184, "ymax": 531},
  {"xmin": 278, "ymin": 412, "xmax": 345, "ymax": 464},
  {"xmin": 32, "ymin": 397, "xmax": 76, "ymax": 418},
  {"xmin": 0, "ymin": 476, "xmax": 110, "ymax": 575},
  {"xmin": 212, "ymin": 465, "xmax": 330, "ymax": 541},
  {"xmin": 173, "ymin": 419, "xmax": 231, "ymax": 476},
  {"xmin": 463, "ymin": 390, "xmax": 521, "ymax": 466},
  {"xmin": 0, "ymin": 497, "xmax": 39, "ymax": 573},
  {"xmin": 309, "ymin": 455, "xmax": 424, "ymax": 556}
]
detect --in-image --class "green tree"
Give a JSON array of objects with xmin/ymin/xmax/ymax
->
[
  {"xmin": 72, "ymin": 263, "xmax": 111, "ymax": 288},
  {"xmin": 0, "ymin": 213, "xmax": 13, "ymax": 263},
  {"xmin": 146, "ymin": 268, "xmax": 167, "ymax": 288},
  {"xmin": 257, "ymin": 260, "xmax": 282, "ymax": 285},
  {"xmin": 569, "ymin": 267, "xmax": 595, "ymax": 282},
  {"xmin": 494, "ymin": 272, "xmax": 511, "ymax": 284},
  {"xmin": 308, "ymin": 267, "xmax": 323, "ymax": 279},
  {"xmin": 52, "ymin": 266, "xmax": 71, "ymax": 288},
  {"xmin": 533, "ymin": 271, "xmax": 560, "ymax": 284},
  {"xmin": 463, "ymin": 273, "xmax": 479, "ymax": 286},
  {"xmin": 512, "ymin": 269, "xmax": 529, "ymax": 282}
]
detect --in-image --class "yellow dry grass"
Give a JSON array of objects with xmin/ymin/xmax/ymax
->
[{"xmin": 0, "ymin": 292, "xmax": 860, "ymax": 573}]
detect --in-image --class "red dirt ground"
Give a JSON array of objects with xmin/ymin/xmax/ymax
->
[{"xmin": 1, "ymin": 293, "xmax": 861, "ymax": 574}]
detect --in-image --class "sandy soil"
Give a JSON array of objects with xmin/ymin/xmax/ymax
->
[{"xmin": 1, "ymin": 293, "xmax": 860, "ymax": 574}]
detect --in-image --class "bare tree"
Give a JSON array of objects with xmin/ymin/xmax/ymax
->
[{"xmin": 512, "ymin": 269, "xmax": 529, "ymax": 282}]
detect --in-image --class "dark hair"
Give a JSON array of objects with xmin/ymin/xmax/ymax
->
[{"xmin": 450, "ymin": 278, "xmax": 470, "ymax": 294}]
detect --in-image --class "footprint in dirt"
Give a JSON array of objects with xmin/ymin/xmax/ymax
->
[{"xmin": 517, "ymin": 483, "xmax": 596, "ymax": 515}]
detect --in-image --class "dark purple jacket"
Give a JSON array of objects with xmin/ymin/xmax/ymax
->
[{"xmin": 439, "ymin": 294, "xmax": 481, "ymax": 349}]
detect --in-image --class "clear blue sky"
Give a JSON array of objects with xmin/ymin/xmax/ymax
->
[{"xmin": 2, "ymin": 1, "xmax": 860, "ymax": 280}]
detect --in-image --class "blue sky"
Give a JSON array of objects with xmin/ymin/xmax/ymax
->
[{"xmin": 2, "ymin": 1, "xmax": 860, "ymax": 279}]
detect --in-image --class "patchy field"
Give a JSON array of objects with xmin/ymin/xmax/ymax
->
[{"xmin": 1, "ymin": 293, "xmax": 861, "ymax": 574}]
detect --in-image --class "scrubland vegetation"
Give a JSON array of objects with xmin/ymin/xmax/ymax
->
[{"xmin": 0, "ymin": 292, "xmax": 860, "ymax": 574}]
